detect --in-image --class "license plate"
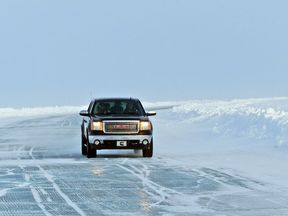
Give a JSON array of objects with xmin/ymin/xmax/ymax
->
[{"xmin": 117, "ymin": 141, "xmax": 127, "ymax": 147}]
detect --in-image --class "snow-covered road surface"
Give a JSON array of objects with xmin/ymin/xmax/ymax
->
[{"xmin": 1, "ymin": 98, "xmax": 288, "ymax": 215}]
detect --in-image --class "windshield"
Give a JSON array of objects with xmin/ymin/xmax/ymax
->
[{"xmin": 92, "ymin": 99, "xmax": 145, "ymax": 116}]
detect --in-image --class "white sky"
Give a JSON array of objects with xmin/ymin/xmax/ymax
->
[{"xmin": 0, "ymin": 0, "xmax": 287, "ymax": 107}]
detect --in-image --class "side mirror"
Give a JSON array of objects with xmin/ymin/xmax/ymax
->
[
  {"xmin": 146, "ymin": 111, "xmax": 156, "ymax": 116},
  {"xmin": 79, "ymin": 110, "xmax": 90, "ymax": 117}
]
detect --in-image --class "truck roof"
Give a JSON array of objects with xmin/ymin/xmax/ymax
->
[{"xmin": 92, "ymin": 97, "xmax": 140, "ymax": 101}]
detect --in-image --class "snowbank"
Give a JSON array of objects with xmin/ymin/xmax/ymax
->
[
  {"xmin": 0, "ymin": 106, "xmax": 86, "ymax": 118},
  {"xmin": 168, "ymin": 97, "xmax": 288, "ymax": 146}
]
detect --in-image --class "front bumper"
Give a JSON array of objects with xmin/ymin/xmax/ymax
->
[
  {"xmin": 88, "ymin": 135, "xmax": 152, "ymax": 149},
  {"xmin": 89, "ymin": 135, "xmax": 152, "ymax": 144}
]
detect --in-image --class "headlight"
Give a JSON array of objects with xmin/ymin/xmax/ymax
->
[
  {"xmin": 140, "ymin": 121, "xmax": 151, "ymax": 131},
  {"xmin": 91, "ymin": 121, "xmax": 103, "ymax": 131}
]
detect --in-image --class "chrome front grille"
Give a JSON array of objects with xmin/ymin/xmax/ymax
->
[{"xmin": 103, "ymin": 120, "xmax": 139, "ymax": 134}]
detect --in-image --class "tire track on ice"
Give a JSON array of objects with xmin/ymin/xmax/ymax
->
[
  {"xmin": 17, "ymin": 145, "xmax": 53, "ymax": 216},
  {"xmin": 117, "ymin": 160, "xmax": 181, "ymax": 207},
  {"xmin": 0, "ymin": 147, "xmax": 25, "ymax": 200},
  {"xmin": 28, "ymin": 147, "xmax": 87, "ymax": 216}
]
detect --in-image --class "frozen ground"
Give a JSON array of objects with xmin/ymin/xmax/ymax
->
[{"xmin": 1, "ymin": 97, "xmax": 288, "ymax": 215}]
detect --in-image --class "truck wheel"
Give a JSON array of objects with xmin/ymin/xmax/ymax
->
[
  {"xmin": 143, "ymin": 140, "xmax": 153, "ymax": 158},
  {"xmin": 86, "ymin": 132, "xmax": 96, "ymax": 158},
  {"xmin": 81, "ymin": 130, "xmax": 87, "ymax": 155}
]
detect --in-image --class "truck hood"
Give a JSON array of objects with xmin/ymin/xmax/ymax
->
[{"xmin": 91, "ymin": 115, "xmax": 149, "ymax": 121}]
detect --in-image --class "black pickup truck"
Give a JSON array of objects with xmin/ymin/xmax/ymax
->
[{"xmin": 80, "ymin": 98, "xmax": 156, "ymax": 158}]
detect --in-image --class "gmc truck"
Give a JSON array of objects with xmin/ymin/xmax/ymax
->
[{"xmin": 80, "ymin": 98, "xmax": 156, "ymax": 158}]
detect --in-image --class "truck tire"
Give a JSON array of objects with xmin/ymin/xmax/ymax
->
[
  {"xmin": 143, "ymin": 140, "xmax": 153, "ymax": 158},
  {"xmin": 81, "ymin": 129, "xmax": 87, "ymax": 155},
  {"xmin": 86, "ymin": 132, "xmax": 97, "ymax": 158}
]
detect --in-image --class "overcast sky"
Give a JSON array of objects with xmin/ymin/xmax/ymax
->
[{"xmin": 0, "ymin": 0, "xmax": 287, "ymax": 107}]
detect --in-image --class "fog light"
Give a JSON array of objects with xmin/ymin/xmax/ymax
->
[
  {"xmin": 94, "ymin": 140, "xmax": 101, "ymax": 145},
  {"xmin": 142, "ymin": 139, "xmax": 149, "ymax": 145}
]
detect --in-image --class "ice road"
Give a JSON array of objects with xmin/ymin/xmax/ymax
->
[{"xmin": 1, "ymin": 98, "xmax": 288, "ymax": 215}]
